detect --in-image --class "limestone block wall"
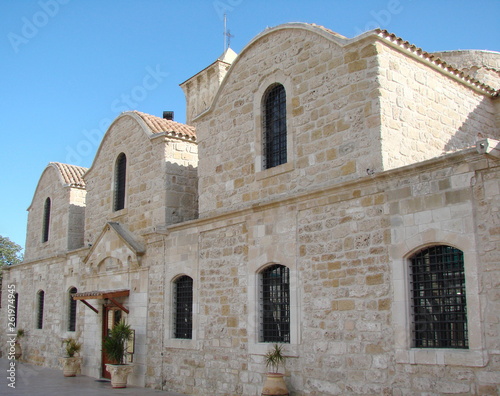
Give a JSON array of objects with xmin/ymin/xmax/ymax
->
[
  {"xmin": 195, "ymin": 26, "xmax": 383, "ymax": 217},
  {"xmin": 377, "ymin": 45, "xmax": 498, "ymax": 171},
  {"xmin": 143, "ymin": 151, "xmax": 499, "ymax": 395},
  {"xmin": 0, "ymin": 250, "xmax": 85, "ymax": 369},
  {"xmin": 68, "ymin": 188, "xmax": 86, "ymax": 250}
]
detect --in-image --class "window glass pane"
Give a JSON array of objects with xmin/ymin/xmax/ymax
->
[
  {"xmin": 174, "ymin": 276, "xmax": 193, "ymax": 339},
  {"xmin": 264, "ymin": 85, "xmax": 287, "ymax": 169},
  {"xmin": 261, "ymin": 265, "xmax": 290, "ymax": 343},
  {"xmin": 410, "ymin": 246, "xmax": 468, "ymax": 349}
]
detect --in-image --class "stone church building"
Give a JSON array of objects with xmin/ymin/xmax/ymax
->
[{"xmin": 2, "ymin": 23, "xmax": 500, "ymax": 395}]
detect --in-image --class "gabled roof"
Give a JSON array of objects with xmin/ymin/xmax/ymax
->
[
  {"xmin": 49, "ymin": 162, "xmax": 87, "ymax": 188},
  {"xmin": 131, "ymin": 110, "xmax": 196, "ymax": 140}
]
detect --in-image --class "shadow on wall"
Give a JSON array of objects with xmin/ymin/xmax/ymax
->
[{"xmin": 444, "ymin": 96, "xmax": 498, "ymax": 153}]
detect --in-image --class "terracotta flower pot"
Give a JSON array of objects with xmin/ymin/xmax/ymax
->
[{"xmin": 262, "ymin": 373, "xmax": 289, "ymax": 396}]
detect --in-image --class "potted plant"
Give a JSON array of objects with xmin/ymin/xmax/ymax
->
[
  {"xmin": 14, "ymin": 329, "xmax": 25, "ymax": 360},
  {"xmin": 262, "ymin": 344, "xmax": 289, "ymax": 396},
  {"xmin": 59, "ymin": 337, "xmax": 82, "ymax": 377},
  {"xmin": 103, "ymin": 320, "xmax": 134, "ymax": 388}
]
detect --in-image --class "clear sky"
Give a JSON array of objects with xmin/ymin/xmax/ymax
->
[{"xmin": 1, "ymin": 0, "xmax": 499, "ymax": 251}]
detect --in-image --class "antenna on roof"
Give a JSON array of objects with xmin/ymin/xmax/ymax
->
[{"xmin": 223, "ymin": 13, "xmax": 234, "ymax": 51}]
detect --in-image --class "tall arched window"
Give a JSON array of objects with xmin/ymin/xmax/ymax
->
[
  {"xmin": 410, "ymin": 245, "xmax": 468, "ymax": 349},
  {"xmin": 42, "ymin": 197, "xmax": 51, "ymax": 242},
  {"xmin": 114, "ymin": 153, "xmax": 127, "ymax": 211},
  {"xmin": 263, "ymin": 84, "xmax": 287, "ymax": 169},
  {"xmin": 13, "ymin": 293, "xmax": 19, "ymax": 328},
  {"xmin": 37, "ymin": 290, "xmax": 45, "ymax": 329},
  {"xmin": 173, "ymin": 275, "xmax": 193, "ymax": 339},
  {"xmin": 68, "ymin": 287, "xmax": 77, "ymax": 332},
  {"xmin": 260, "ymin": 264, "xmax": 290, "ymax": 343}
]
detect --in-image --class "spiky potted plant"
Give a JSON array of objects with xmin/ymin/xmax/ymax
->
[
  {"xmin": 103, "ymin": 320, "xmax": 134, "ymax": 388},
  {"xmin": 14, "ymin": 328, "xmax": 25, "ymax": 360},
  {"xmin": 59, "ymin": 337, "xmax": 82, "ymax": 377},
  {"xmin": 262, "ymin": 344, "xmax": 289, "ymax": 396}
]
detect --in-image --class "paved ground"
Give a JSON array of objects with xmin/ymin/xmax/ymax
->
[{"xmin": 0, "ymin": 358, "xmax": 188, "ymax": 396}]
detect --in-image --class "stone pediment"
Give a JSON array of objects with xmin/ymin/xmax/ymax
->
[{"xmin": 83, "ymin": 222, "xmax": 145, "ymax": 271}]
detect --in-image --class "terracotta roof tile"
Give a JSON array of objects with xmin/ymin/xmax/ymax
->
[
  {"xmin": 50, "ymin": 162, "xmax": 87, "ymax": 188},
  {"xmin": 132, "ymin": 110, "xmax": 196, "ymax": 141}
]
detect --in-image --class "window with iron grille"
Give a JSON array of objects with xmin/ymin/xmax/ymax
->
[
  {"xmin": 260, "ymin": 264, "xmax": 290, "ymax": 343},
  {"xmin": 264, "ymin": 84, "xmax": 287, "ymax": 169},
  {"xmin": 173, "ymin": 276, "xmax": 193, "ymax": 339},
  {"xmin": 42, "ymin": 197, "xmax": 51, "ymax": 242},
  {"xmin": 410, "ymin": 245, "xmax": 468, "ymax": 349},
  {"xmin": 13, "ymin": 293, "xmax": 18, "ymax": 328},
  {"xmin": 114, "ymin": 153, "xmax": 127, "ymax": 211},
  {"xmin": 37, "ymin": 290, "xmax": 45, "ymax": 329},
  {"xmin": 68, "ymin": 287, "xmax": 77, "ymax": 332}
]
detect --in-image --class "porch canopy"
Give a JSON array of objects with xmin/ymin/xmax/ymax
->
[{"xmin": 72, "ymin": 289, "xmax": 130, "ymax": 314}]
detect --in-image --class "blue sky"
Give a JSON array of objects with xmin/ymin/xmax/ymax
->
[{"xmin": 1, "ymin": 0, "xmax": 499, "ymax": 251}]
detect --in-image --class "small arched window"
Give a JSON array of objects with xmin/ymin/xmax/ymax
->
[
  {"xmin": 114, "ymin": 153, "xmax": 127, "ymax": 211},
  {"xmin": 68, "ymin": 287, "xmax": 77, "ymax": 332},
  {"xmin": 410, "ymin": 245, "xmax": 468, "ymax": 349},
  {"xmin": 260, "ymin": 264, "xmax": 290, "ymax": 343},
  {"xmin": 173, "ymin": 275, "xmax": 193, "ymax": 339},
  {"xmin": 263, "ymin": 84, "xmax": 287, "ymax": 169},
  {"xmin": 42, "ymin": 197, "xmax": 51, "ymax": 242},
  {"xmin": 37, "ymin": 290, "xmax": 45, "ymax": 329}
]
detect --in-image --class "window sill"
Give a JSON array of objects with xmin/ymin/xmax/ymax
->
[
  {"xmin": 396, "ymin": 348, "xmax": 488, "ymax": 367},
  {"xmin": 110, "ymin": 208, "xmax": 128, "ymax": 220},
  {"xmin": 256, "ymin": 162, "xmax": 293, "ymax": 181},
  {"xmin": 165, "ymin": 338, "xmax": 199, "ymax": 350}
]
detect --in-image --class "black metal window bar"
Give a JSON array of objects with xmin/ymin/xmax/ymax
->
[
  {"xmin": 261, "ymin": 264, "xmax": 290, "ymax": 343},
  {"xmin": 264, "ymin": 84, "xmax": 287, "ymax": 169},
  {"xmin": 68, "ymin": 287, "xmax": 77, "ymax": 332},
  {"xmin": 174, "ymin": 276, "xmax": 193, "ymax": 339},
  {"xmin": 114, "ymin": 153, "xmax": 127, "ymax": 211},
  {"xmin": 37, "ymin": 290, "xmax": 45, "ymax": 329},
  {"xmin": 42, "ymin": 197, "xmax": 51, "ymax": 242},
  {"xmin": 410, "ymin": 245, "xmax": 468, "ymax": 349}
]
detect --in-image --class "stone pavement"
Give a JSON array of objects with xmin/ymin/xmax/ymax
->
[{"xmin": 0, "ymin": 358, "xmax": 189, "ymax": 396}]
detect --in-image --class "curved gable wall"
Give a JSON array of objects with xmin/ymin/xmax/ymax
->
[
  {"xmin": 25, "ymin": 165, "xmax": 85, "ymax": 260},
  {"xmin": 84, "ymin": 113, "xmax": 164, "ymax": 243},
  {"xmin": 194, "ymin": 24, "xmax": 383, "ymax": 216}
]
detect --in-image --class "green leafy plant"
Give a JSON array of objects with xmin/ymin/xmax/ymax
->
[
  {"xmin": 264, "ymin": 344, "xmax": 286, "ymax": 373},
  {"xmin": 63, "ymin": 338, "xmax": 81, "ymax": 358},
  {"xmin": 103, "ymin": 321, "xmax": 133, "ymax": 365}
]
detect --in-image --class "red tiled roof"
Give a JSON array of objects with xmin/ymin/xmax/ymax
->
[
  {"xmin": 132, "ymin": 110, "xmax": 196, "ymax": 141},
  {"xmin": 50, "ymin": 162, "xmax": 87, "ymax": 188}
]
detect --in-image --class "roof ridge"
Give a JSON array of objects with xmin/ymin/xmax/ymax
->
[
  {"xmin": 49, "ymin": 162, "xmax": 87, "ymax": 188},
  {"xmin": 130, "ymin": 110, "xmax": 196, "ymax": 141}
]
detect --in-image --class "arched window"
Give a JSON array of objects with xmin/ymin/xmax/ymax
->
[
  {"xmin": 68, "ymin": 287, "xmax": 77, "ymax": 332},
  {"xmin": 410, "ymin": 245, "xmax": 468, "ymax": 349},
  {"xmin": 42, "ymin": 197, "xmax": 51, "ymax": 242},
  {"xmin": 37, "ymin": 290, "xmax": 45, "ymax": 329},
  {"xmin": 260, "ymin": 264, "xmax": 290, "ymax": 343},
  {"xmin": 13, "ymin": 293, "xmax": 19, "ymax": 328},
  {"xmin": 263, "ymin": 84, "xmax": 287, "ymax": 169},
  {"xmin": 114, "ymin": 153, "xmax": 127, "ymax": 211},
  {"xmin": 173, "ymin": 275, "xmax": 193, "ymax": 339}
]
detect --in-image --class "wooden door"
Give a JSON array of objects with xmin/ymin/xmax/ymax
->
[{"xmin": 101, "ymin": 306, "xmax": 124, "ymax": 379}]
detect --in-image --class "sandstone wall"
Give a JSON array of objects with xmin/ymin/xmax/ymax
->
[
  {"xmin": 195, "ymin": 26, "xmax": 383, "ymax": 217},
  {"xmin": 377, "ymin": 45, "xmax": 498, "ymax": 171}
]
